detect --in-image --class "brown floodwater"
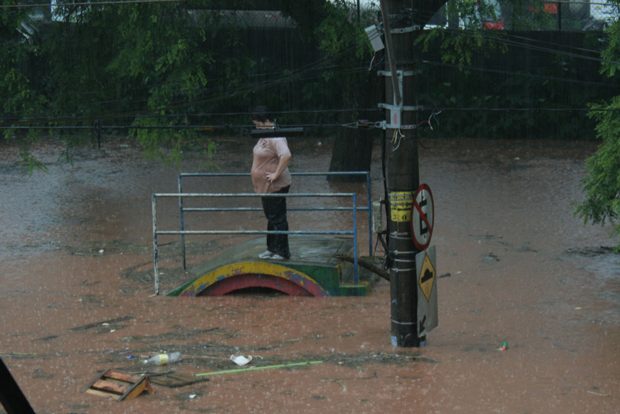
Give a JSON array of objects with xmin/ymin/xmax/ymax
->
[{"xmin": 0, "ymin": 136, "xmax": 618, "ymax": 414}]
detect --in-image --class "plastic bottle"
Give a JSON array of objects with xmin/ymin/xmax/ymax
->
[{"xmin": 143, "ymin": 352, "xmax": 181, "ymax": 365}]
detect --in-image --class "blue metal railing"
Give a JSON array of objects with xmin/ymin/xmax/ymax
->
[
  {"xmin": 177, "ymin": 171, "xmax": 372, "ymax": 269},
  {"xmin": 152, "ymin": 191, "xmax": 360, "ymax": 295}
]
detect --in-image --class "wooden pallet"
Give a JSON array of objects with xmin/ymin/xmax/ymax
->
[{"xmin": 82, "ymin": 369, "xmax": 153, "ymax": 401}]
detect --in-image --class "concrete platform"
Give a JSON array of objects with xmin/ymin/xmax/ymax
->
[{"xmin": 166, "ymin": 236, "xmax": 377, "ymax": 297}]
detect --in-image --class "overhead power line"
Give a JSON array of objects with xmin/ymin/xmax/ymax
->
[
  {"xmin": 4, "ymin": 0, "xmax": 610, "ymax": 9},
  {"xmin": 0, "ymin": 0, "xmax": 190, "ymax": 8},
  {"xmin": 2, "ymin": 105, "xmax": 618, "ymax": 132}
]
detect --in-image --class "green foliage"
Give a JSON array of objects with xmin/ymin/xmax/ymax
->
[
  {"xmin": 599, "ymin": 9, "xmax": 620, "ymax": 78},
  {"xmin": 419, "ymin": 28, "xmax": 506, "ymax": 67},
  {"xmin": 508, "ymin": 0, "xmax": 559, "ymax": 30},
  {"xmin": 418, "ymin": 0, "xmax": 509, "ymax": 67},
  {"xmin": 107, "ymin": 4, "xmax": 212, "ymax": 109},
  {"xmin": 317, "ymin": 0, "xmax": 367, "ymax": 60},
  {"xmin": 274, "ymin": 0, "xmax": 328, "ymax": 44},
  {"xmin": 0, "ymin": 7, "xmax": 47, "ymax": 158},
  {"xmin": 575, "ymin": 2, "xmax": 620, "ymax": 248},
  {"xmin": 42, "ymin": 13, "xmax": 113, "ymax": 121},
  {"xmin": 576, "ymin": 101, "xmax": 620, "ymax": 248},
  {"xmin": 305, "ymin": 0, "xmax": 379, "ymax": 129},
  {"xmin": 19, "ymin": 147, "xmax": 48, "ymax": 175},
  {"xmin": 1, "ymin": 2, "xmax": 223, "ymax": 171},
  {"xmin": 416, "ymin": 31, "xmax": 605, "ymax": 140}
]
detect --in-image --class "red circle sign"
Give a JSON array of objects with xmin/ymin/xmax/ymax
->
[{"xmin": 411, "ymin": 184, "xmax": 434, "ymax": 250}]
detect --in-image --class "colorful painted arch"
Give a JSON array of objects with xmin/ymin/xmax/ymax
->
[{"xmin": 175, "ymin": 261, "xmax": 330, "ymax": 297}]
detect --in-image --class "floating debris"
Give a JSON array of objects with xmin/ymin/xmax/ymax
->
[
  {"xmin": 230, "ymin": 355, "xmax": 253, "ymax": 366},
  {"xmin": 483, "ymin": 252, "xmax": 500, "ymax": 262}
]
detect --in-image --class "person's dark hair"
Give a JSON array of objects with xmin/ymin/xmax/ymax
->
[{"xmin": 251, "ymin": 106, "xmax": 271, "ymax": 123}]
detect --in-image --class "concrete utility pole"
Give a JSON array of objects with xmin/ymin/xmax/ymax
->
[{"xmin": 380, "ymin": 0, "xmax": 424, "ymax": 347}]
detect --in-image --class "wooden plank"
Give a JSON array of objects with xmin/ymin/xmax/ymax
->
[
  {"xmin": 149, "ymin": 372, "xmax": 210, "ymax": 388},
  {"xmin": 105, "ymin": 369, "xmax": 143, "ymax": 383},
  {"xmin": 83, "ymin": 369, "xmax": 152, "ymax": 401},
  {"xmin": 120, "ymin": 378, "xmax": 152, "ymax": 401},
  {"xmin": 81, "ymin": 370, "xmax": 109, "ymax": 393},
  {"xmin": 85, "ymin": 389, "xmax": 117, "ymax": 399},
  {"xmin": 92, "ymin": 379, "xmax": 127, "ymax": 394}
]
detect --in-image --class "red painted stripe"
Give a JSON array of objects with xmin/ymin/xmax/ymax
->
[{"xmin": 199, "ymin": 274, "xmax": 314, "ymax": 296}]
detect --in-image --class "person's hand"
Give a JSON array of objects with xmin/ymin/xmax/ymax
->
[{"xmin": 266, "ymin": 172, "xmax": 277, "ymax": 183}]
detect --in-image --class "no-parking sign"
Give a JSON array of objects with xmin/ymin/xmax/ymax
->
[{"xmin": 411, "ymin": 184, "xmax": 434, "ymax": 251}]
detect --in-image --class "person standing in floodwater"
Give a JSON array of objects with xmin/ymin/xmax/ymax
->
[{"xmin": 250, "ymin": 106, "xmax": 292, "ymax": 260}]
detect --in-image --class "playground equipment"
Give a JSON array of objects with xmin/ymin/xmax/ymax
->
[{"xmin": 153, "ymin": 172, "xmax": 379, "ymax": 297}]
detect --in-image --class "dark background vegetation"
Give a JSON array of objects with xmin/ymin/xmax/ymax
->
[{"xmin": 3, "ymin": 1, "xmax": 619, "ymax": 147}]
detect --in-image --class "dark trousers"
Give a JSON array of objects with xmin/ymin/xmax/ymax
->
[{"xmin": 261, "ymin": 186, "xmax": 290, "ymax": 258}]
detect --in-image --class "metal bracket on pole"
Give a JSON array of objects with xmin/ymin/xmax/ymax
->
[
  {"xmin": 378, "ymin": 70, "xmax": 421, "ymax": 77},
  {"xmin": 391, "ymin": 25, "xmax": 421, "ymax": 34},
  {"xmin": 377, "ymin": 69, "xmax": 403, "ymax": 129},
  {"xmin": 377, "ymin": 103, "xmax": 424, "ymax": 113},
  {"xmin": 377, "ymin": 70, "xmax": 425, "ymax": 130},
  {"xmin": 393, "ymin": 250, "xmax": 418, "ymax": 257},
  {"xmin": 390, "ymin": 266, "xmax": 415, "ymax": 272}
]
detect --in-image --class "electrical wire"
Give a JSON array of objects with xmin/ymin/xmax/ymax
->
[
  {"xmin": 3, "ymin": 0, "xmax": 609, "ymax": 9},
  {"xmin": 2, "ymin": 40, "xmax": 367, "ymax": 122},
  {"xmin": 9, "ymin": 50, "xmax": 618, "ymax": 125},
  {"xmin": 72, "ymin": 35, "xmax": 620, "ymax": 104},
  {"xmin": 4, "ymin": 104, "xmax": 619, "ymax": 131},
  {"xmin": 418, "ymin": 59, "xmax": 620, "ymax": 88},
  {"xmin": 426, "ymin": 26, "xmax": 620, "ymax": 66}
]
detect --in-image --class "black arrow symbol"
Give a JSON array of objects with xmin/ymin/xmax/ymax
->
[
  {"xmin": 421, "ymin": 268, "xmax": 434, "ymax": 284},
  {"xmin": 419, "ymin": 315, "xmax": 427, "ymax": 333}
]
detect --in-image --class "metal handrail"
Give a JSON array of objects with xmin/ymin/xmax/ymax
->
[
  {"xmin": 177, "ymin": 171, "xmax": 372, "ymax": 269},
  {"xmin": 152, "ymin": 192, "xmax": 359, "ymax": 295}
]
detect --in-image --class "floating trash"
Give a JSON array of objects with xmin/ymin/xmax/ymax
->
[{"xmin": 230, "ymin": 355, "xmax": 252, "ymax": 366}]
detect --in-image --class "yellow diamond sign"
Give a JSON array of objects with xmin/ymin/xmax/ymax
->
[{"xmin": 418, "ymin": 252, "xmax": 436, "ymax": 302}]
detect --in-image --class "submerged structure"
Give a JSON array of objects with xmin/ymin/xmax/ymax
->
[
  {"xmin": 153, "ymin": 172, "xmax": 378, "ymax": 297},
  {"xmin": 166, "ymin": 235, "xmax": 378, "ymax": 297}
]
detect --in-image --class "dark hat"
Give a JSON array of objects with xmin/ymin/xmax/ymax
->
[{"xmin": 251, "ymin": 106, "xmax": 271, "ymax": 123}]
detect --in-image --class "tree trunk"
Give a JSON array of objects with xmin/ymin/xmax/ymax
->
[{"xmin": 327, "ymin": 128, "xmax": 377, "ymax": 182}]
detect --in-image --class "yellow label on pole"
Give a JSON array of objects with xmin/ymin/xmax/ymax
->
[{"xmin": 389, "ymin": 191, "xmax": 413, "ymax": 222}]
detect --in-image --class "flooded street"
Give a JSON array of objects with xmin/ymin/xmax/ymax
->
[{"xmin": 0, "ymin": 136, "xmax": 618, "ymax": 414}]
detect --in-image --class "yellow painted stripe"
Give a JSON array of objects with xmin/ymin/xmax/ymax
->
[{"xmin": 180, "ymin": 261, "xmax": 327, "ymax": 296}]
